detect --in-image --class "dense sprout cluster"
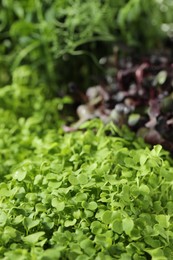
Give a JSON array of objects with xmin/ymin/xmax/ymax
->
[
  {"xmin": 1, "ymin": 119, "xmax": 173, "ymax": 259},
  {"xmin": 1, "ymin": 2, "xmax": 173, "ymax": 258}
]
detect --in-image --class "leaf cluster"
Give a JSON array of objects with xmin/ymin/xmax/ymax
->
[
  {"xmin": 0, "ymin": 65, "xmax": 71, "ymax": 177},
  {"xmin": 0, "ymin": 114, "xmax": 173, "ymax": 258}
]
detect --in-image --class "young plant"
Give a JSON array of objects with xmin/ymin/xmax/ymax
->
[{"xmin": 0, "ymin": 115, "xmax": 173, "ymax": 258}]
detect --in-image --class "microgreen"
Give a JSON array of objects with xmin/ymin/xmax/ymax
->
[
  {"xmin": 0, "ymin": 105, "xmax": 173, "ymax": 258},
  {"xmin": 1, "ymin": 1, "xmax": 173, "ymax": 259}
]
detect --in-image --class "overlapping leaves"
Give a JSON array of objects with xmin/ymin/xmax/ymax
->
[{"xmin": 0, "ymin": 117, "xmax": 173, "ymax": 259}]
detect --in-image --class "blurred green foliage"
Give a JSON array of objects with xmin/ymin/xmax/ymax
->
[
  {"xmin": 0, "ymin": 65, "xmax": 71, "ymax": 134},
  {"xmin": 0, "ymin": 0, "xmax": 173, "ymax": 93}
]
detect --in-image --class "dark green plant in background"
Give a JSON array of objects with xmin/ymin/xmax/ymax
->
[
  {"xmin": 0, "ymin": 0, "xmax": 115, "ymax": 93},
  {"xmin": 1, "ymin": 0, "xmax": 173, "ymax": 94},
  {"xmin": 116, "ymin": 0, "xmax": 173, "ymax": 48}
]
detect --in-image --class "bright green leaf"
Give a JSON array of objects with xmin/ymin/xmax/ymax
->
[
  {"xmin": 140, "ymin": 154, "xmax": 148, "ymax": 166},
  {"xmin": 68, "ymin": 175, "xmax": 79, "ymax": 185},
  {"xmin": 155, "ymin": 215, "xmax": 170, "ymax": 229},
  {"xmin": 13, "ymin": 169, "xmax": 27, "ymax": 181},
  {"xmin": 101, "ymin": 211, "xmax": 112, "ymax": 224},
  {"xmin": 87, "ymin": 201, "xmax": 98, "ymax": 211},
  {"xmin": 51, "ymin": 198, "xmax": 65, "ymax": 211},
  {"xmin": 64, "ymin": 219, "xmax": 76, "ymax": 227}
]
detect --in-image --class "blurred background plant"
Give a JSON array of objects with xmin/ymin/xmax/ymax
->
[{"xmin": 0, "ymin": 0, "xmax": 173, "ymax": 95}]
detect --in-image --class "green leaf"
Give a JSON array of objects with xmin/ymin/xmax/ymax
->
[
  {"xmin": 94, "ymin": 234, "xmax": 112, "ymax": 248},
  {"xmin": 0, "ymin": 212, "xmax": 7, "ymax": 227},
  {"xmin": 13, "ymin": 215, "xmax": 24, "ymax": 225},
  {"xmin": 90, "ymin": 221, "xmax": 102, "ymax": 235},
  {"xmin": 122, "ymin": 218, "xmax": 134, "ymax": 235},
  {"xmin": 43, "ymin": 217, "xmax": 54, "ymax": 229},
  {"xmin": 64, "ymin": 219, "xmax": 76, "ymax": 227},
  {"xmin": 150, "ymin": 145, "xmax": 162, "ymax": 156},
  {"xmin": 35, "ymin": 203, "xmax": 46, "ymax": 213},
  {"xmin": 80, "ymin": 238, "xmax": 93, "ymax": 249},
  {"xmin": 80, "ymin": 238, "xmax": 95, "ymax": 256},
  {"xmin": 25, "ymin": 193, "xmax": 37, "ymax": 201},
  {"xmin": 82, "ymin": 201, "xmax": 88, "ymax": 209},
  {"xmin": 51, "ymin": 198, "xmax": 65, "ymax": 211},
  {"xmin": 166, "ymin": 201, "xmax": 173, "ymax": 214},
  {"xmin": 77, "ymin": 174, "xmax": 88, "ymax": 185},
  {"xmin": 120, "ymin": 253, "xmax": 132, "ymax": 260},
  {"xmin": 155, "ymin": 215, "xmax": 170, "ymax": 229},
  {"xmin": 22, "ymin": 231, "xmax": 45, "ymax": 245},
  {"xmin": 68, "ymin": 175, "xmax": 79, "ymax": 185},
  {"xmin": 87, "ymin": 201, "xmax": 98, "ymax": 211},
  {"xmin": 139, "ymin": 184, "xmax": 150, "ymax": 195},
  {"xmin": 144, "ymin": 237, "xmax": 161, "ymax": 248},
  {"xmin": 111, "ymin": 219, "xmax": 123, "ymax": 234},
  {"xmin": 140, "ymin": 154, "xmax": 148, "ymax": 166},
  {"xmin": 153, "ymin": 201, "xmax": 163, "ymax": 213},
  {"xmin": 73, "ymin": 209, "xmax": 82, "ymax": 219},
  {"xmin": 2, "ymin": 226, "xmax": 18, "ymax": 244},
  {"xmin": 101, "ymin": 211, "xmax": 112, "ymax": 224},
  {"xmin": 75, "ymin": 192, "xmax": 88, "ymax": 202},
  {"xmin": 23, "ymin": 217, "xmax": 40, "ymax": 231},
  {"xmin": 13, "ymin": 169, "xmax": 27, "ymax": 181},
  {"xmin": 40, "ymin": 248, "xmax": 61, "ymax": 259},
  {"xmin": 84, "ymin": 209, "xmax": 94, "ymax": 218},
  {"xmin": 145, "ymin": 248, "xmax": 167, "ymax": 259}
]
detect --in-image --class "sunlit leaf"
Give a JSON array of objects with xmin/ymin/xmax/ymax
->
[
  {"xmin": 13, "ymin": 169, "xmax": 27, "ymax": 181},
  {"xmin": 87, "ymin": 201, "xmax": 98, "ymax": 211},
  {"xmin": 64, "ymin": 219, "xmax": 76, "ymax": 227},
  {"xmin": 155, "ymin": 215, "xmax": 170, "ymax": 229}
]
